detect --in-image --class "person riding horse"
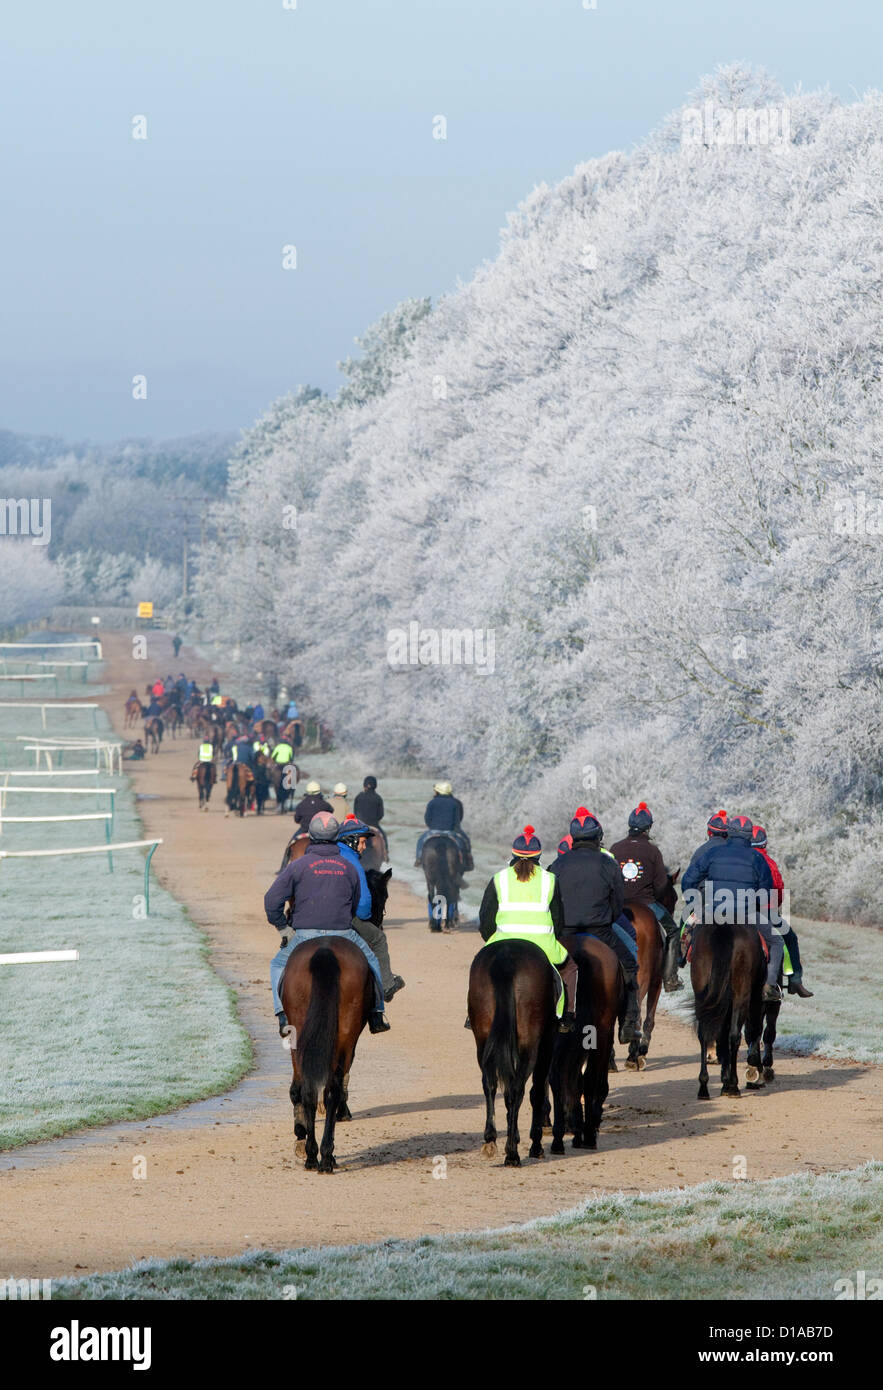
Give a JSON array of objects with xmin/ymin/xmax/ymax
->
[
  {"xmin": 264, "ymin": 812, "xmax": 390, "ymax": 1038},
  {"xmin": 353, "ymin": 776, "xmax": 384, "ymax": 828},
  {"xmin": 337, "ymin": 814, "xmax": 405, "ymax": 1003},
  {"xmin": 292, "ymin": 781, "xmax": 333, "ymax": 830},
  {"xmin": 415, "ymin": 781, "xmax": 474, "ymax": 871},
  {"xmin": 476, "ymin": 825, "xmax": 577, "ymax": 1033},
  {"xmin": 751, "ymin": 824, "xmax": 812, "ymax": 997},
  {"xmin": 681, "ymin": 813, "xmax": 781, "ymax": 1001},
  {"xmin": 548, "ymin": 809, "xmax": 641, "ymax": 1043},
  {"xmin": 610, "ymin": 801, "xmax": 683, "ymax": 993}
]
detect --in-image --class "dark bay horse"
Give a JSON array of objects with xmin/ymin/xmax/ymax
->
[
  {"xmin": 691, "ymin": 922, "xmax": 766, "ymax": 1098},
  {"xmin": 124, "ymin": 693, "xmax": 142, "ymax": 727},
  {"xmin": 550, "ymin": 934, "xmax": 623, "ymax": 1151},
  {"xmin": 468, "ymin": 940, "xmax": 558, "ymax": 1167},
  {"xmin": 281, "ymin": 938, "xmax": 372, "ymax": 1172},
  {"xmin": 422, "ymin": 834, "xmax": 462, "ymax": 931},
  {"xmin": 279, "ymin": 830, "xmax": 309, "ymax": 871},
  {"xmin": 621, "ymin": 901, "xmax": 663, "ymax": 1070},
  {"xmin": 224, "ymin": 763, "xmax": 252, "ymax": 817},
  {"xmin": 143, "ymin": 715, "xmax": 163, "ymax": 753},
  {"xmin": 359, "ymin": 826, "xmax": 389, "ymax": 872},
  {"xmin": 195, "ymin": 761, "xmax": 215, "ymax": 810}
]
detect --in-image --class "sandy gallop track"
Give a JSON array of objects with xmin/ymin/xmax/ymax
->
[{"xmin": 1, "ymin": 633, "xmax": 880, "ymax": 1279}]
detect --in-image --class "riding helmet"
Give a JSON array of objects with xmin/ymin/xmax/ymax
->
[
  {"xmin": 305, "ymin": 780, "xmax": 321, "ymax": 795},
  {"xmin": 333, "ymin": 782, "xmax": 348, "ymax": 796},
  {"xmin": 570, "ymin": 807, "xmax": 603, "ymax": 841},
  {"xmin": 512, "ymin": 825, "xmax": 542, "ymax": 858},
  {"xmin": 434, "ymin": 780, "xmax": 453, "ymax": 795},
  {"xmin": 338, "ymin": 815, "xmax": 374, "ymax": 843},
  {"xmin": 728, "ymin": 814, "xmax": 754, "ymax": 839},
  {"xmin": 706, "ymin": 809, "xmax": 728, "ymax": 837},
  {"xmin": 308, "ymin": 811, "xmax": 339, "ymax": 842},
  {"xmin": 628, "ymin": 800, "xmax": 653, "ymax": 832},
  {"xmin": 557, "ymin": 834, "xmax": 573, "ymax": 856},
  {"xmin": 363, "ymin": 776, "xmax": 378, "ymax": 790},
  {"xmin": 751, "ymin": 824, "xmax": 768, "ymax": 848}
]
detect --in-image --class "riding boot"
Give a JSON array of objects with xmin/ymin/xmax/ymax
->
[
  {"xmin": 677, "ymin": 922, "xmax": 693, "ymax": 968},
  {"xmin": 662, "ymin": 927, "xmax": 684, "ymax": 992},
  {"xmin": 276, "ymin": 1012, "xmax": 291, "ymax": 1038},
  {"xmin": 352, "ymin": 917, "xmax": 401, "ymax": 996},
  {"xmin": 368, "ymin": 1010, "xmax": 391, "ymax": 1034},
  {"xmin": 781, "ymin": 927, "xmax": 813, "ymax": 996},
  {"xmin": 618, "ymin": 967, "xmax": 641, "ymax": 1045}
]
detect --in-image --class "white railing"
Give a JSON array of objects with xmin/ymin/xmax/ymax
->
[
  {"xmin": 0, "ymin": 950, "xmax": 79, "ymax": 966},
  {"xmin": 0, "ymin": 838, "xmax": 162, "ymax": 912},
  {"xmin": 0, "ymin": 701, "xmax": 100, "ymax": 730}
]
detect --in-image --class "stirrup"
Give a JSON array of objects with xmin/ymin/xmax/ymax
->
[{"xmin": 762, "ymin": 983, "xmax": 783, "ymax": 1002}]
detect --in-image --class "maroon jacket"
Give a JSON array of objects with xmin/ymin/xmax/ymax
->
[{"xmin": 609, "ymin": 832, "xmax": 668, "ymax": 905}]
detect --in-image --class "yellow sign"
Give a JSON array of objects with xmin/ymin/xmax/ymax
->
[{"xmin": 137, "ymin": 602, "xmax": 154, "ymax": 619}]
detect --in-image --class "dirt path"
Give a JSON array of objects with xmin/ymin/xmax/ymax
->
[{"xmin": 1, "ymin": 631, "xmax": 880, "ymax": 1279}]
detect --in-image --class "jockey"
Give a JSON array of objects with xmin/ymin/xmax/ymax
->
[
  {"xmin": 477, "ymin": 826, "xmax": 577, "ymax": 1033},
  {"xmin": 271, "ymin": 739, "xmax": 294, "ymax": 767},
  {"xmin": 610, "ymin": 802, "xmax": 683, "ymax": 992},
  {"xmin": 231, "ymin": 734, "xmax": 255, "ymax": 768},
  {"xmin": 264, "ymin": 812, "xmax": 389, "ymax": 1038},
  {"xmin": 354, "ymin": 776, "xmax": 384, "ymax": 827},
  {"xmin": 415, "ymin": 781, "xmax": 474, "ymax": 870},
  {"xmin": 681, "ymin": 813, "xmax": 782, "ymax": 1001},
  {"xmin": 678, "ymin": 810, "xmax": 729, "ymax": 960},
  {"xmin": 338, "ymin": 815, "xmax": 405, "ymax": 1002},
  {"xmin": 557, "ymin": 834, "xmax": 573, "ymax": 856},
  {"xmin": 293, "ymin": 781, "xmax": 333, "ymax": 830},
  {"xmin": 752, "ymin": 824, "xmax": 813, "ymax": 998},
  {"xmin": 549, "ymin": 809, "xmax": 641, "ymax": 1043},
  {"xmin": 190, "ymin": 739, "xmax": 215, "ymax": 778},
  {"xmin": 330, "ymin": 783, "xmax": 350, "ymax": 821}
]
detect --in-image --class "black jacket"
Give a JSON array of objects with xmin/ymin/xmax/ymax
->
[
  {"xmin": 293, "ymin": 793, "xmax": 333, "ymax": 828},
  {"xmin": 353, "ymin": 788, "xmax": 384, "ymax": 825},
  {"xmin": 548, "ymin": 842, "xmax": 625, "ymax": 927},
  {"xmin": 478, "ymin": 862, "xmax": 565, "ymax": 941}
]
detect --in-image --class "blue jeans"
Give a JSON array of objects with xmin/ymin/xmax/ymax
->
[
  {"xmin": 271, "ymin": 929, "xmax": 384, "ymax": 1016},
  {"xmin": 612, "ymin": 914, "xmax": 639, "ymax": 962}
]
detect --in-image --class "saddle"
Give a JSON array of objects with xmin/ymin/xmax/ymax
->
[{"xmin": 685, "ymin": 928, "xmax": 769, "ymax": 964}]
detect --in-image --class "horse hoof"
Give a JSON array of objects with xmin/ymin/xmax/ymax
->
[
  {"xmin": 625, "ymin": 1059, "xmax": 638, "ymax": 1071},
  {"xmin": 529, "ymin": 1144, "xmax": 544, "ymax": 1159},
  {"xmin": 745, "ymin": 1065, "xmax": 759, "ymax": 1084},
  {"xmin": 571, "ymin": 1136, "xmax": 584, "ymax": 1149},
  {"xmin": 763, "ymin": 1067, "xmax": 775, "ymax": 1082},
  {"xmin": 318, "ymin": 1158, "xmax": 336, "ymax": 1174},
  {"xmin": 722, "ymin": 1087, "xmax": 741, "ymax": 1098},
  {"xmin": 608, "ymin": 1059, "xmax": 618, "ymax": 1073},
  {"xmin": 698, "ymin": 1087, "xmax": 710, "ymax": 1100},
  {"xmin": 636, "ymin": 1055, "xmax": 646, "ymax": 1070},
  {"xmin": 586, "ymin": 1137, "xmax": 598, "ymax": 1150},
  {"xmin": 480, "ymin": 1141, "xmax": 497, "ymax": 1158},
  {"xmin": 550, "ymin": 1139, "xmax": 564, "ymax": 1154},
  {"xmin": 304, "ymin": 1156, "xmax": 318, "ymax": 1170},
  {"xmin": 337, "ymin": 1106, "xmax": 352, "ymax": 1122},
  {"xmin": 503, "ymin": 1153, "xmax": 521, "ymax": 1168},
  {"xmin": 295, "ymin": 1139, "xmax": 306, "ymax": 1158}
]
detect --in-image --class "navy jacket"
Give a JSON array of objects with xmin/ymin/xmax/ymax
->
[
  {"xmin": 264, "ymin": 843, "xmax": 360, "ymax": 933},
  {"xmin": 681, "ymin": 836, "xmax": 774, "ymax": 924},
  {"xmin": 548, "ymin": 842, "xmax": 625, "ymax": 927},
  {"xmin": 424, "ymin": 794, "xmax": 464, "ymax": 832},
  {"xmin": 293, "ymin": 793, "xmax": 333, "ymax": 828}
]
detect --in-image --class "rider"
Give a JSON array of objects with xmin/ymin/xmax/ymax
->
[
  {"xmin": 556, "ymin": 834, "xmax": 573, "ymax": 856},
  {"xmin": 338, "ymin": 815, "xmax": 405, "ymax": 1002},
  {"xmin": 752, "ymin": 824, "xmax": 813, "ymax": 998},
  {"xmin": 681, "ymin": 813, "xmax": 781, "ymax": 1001},
  {"xmin": 477, "ymin": 826, "xmax": 577, "ymax": 1033},
  {"xmin": 293, "ymin": 781, "xmax": 333, "ymax": 830},
  {"xmin": 548, "ymin": 808, "xmax": 641, "ymax": 1043},
  {"xmin": 330, "ymin": 783, "xmax": 350, "ymax": 821},
  {"xmin": 678, "ymin": 809, "xmax": 728, "ymax": 962},
  {"xmin": 415, "ymin": 781, "xmax": 474, "ymax": 871},
  {"xmin": 354, "ymin": 776, "xmax": 384, "ymax": 827},
  {"xmin": 190, "ymin": 737, "xmax": 215, "ymax": 779},
  {"xmin": 264, "ymin": 812, "xmax": 390, "ymax": 1038},
  {"xmin": 610, "ymin": 802, "xmax": 683, "ymax": 993}
]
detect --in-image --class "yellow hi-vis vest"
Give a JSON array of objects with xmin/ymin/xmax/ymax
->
[
  {"xmin": 272, "ymin": 742, "xmax": 293, "ymax": 764},
  {"xmin": 198, "ymin": 742, "xmax": 214, "ymax": 761},
  {"xmin": 493, "ymin": 864, "xmax": 555, "ymax": 934},
  {"xmin": 211, "ymin": 694, "xmax": 222, "ymax": 706}
]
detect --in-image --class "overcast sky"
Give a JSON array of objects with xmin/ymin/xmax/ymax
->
[{"xmin": 2, "ymin": 0, "xmax": 880, "ymax": 442}]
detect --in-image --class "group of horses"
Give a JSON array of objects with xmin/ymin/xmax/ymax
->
[{"xmin": 280, "ymin": 834, "xmax": 783, "ymax": 1175}]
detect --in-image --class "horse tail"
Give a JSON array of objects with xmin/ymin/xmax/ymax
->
[
  {"xmin": 298, "ymin": 947, "xmax": 340, "ymax": 1105},
  {"xmin": 481, "ymin": 952, "xmax": 523, "ymax": 1093},
  {"xmin": 693, "ymin": 924, "xmax": 733, "ymax": 1043}
]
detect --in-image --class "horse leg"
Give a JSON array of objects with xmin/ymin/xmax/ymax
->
[
  {"xmin": 549, "ymin": 1054, "xmax": 567, "ymax": 1154},
  {"xmin": 318, "ymin": 1070, "xmax": 342, "ymax": 1173},
  {"xmin": 336, "ymin": 1070, "xmax": 352, "ymax": 1122},
  {"xmin": 722, "ymin": 1013, "xmax": 741, "ymax": 1096},
  {"xmin": 480, "ymin": 1070, "xmax": 497, "ymax": 1158},
  {"xmin": 638, "ymin": 976, "xmax": 661, "ymax": 1065},
  {"xmin": 290, "ymin": 1077, "xmax": 308, "ymax": 1159},
  {"xmin": 528, "ymin": 1038, "xmax": 553, "ymax": 1159},
  {"xmin": 503, "ymin": 1074, "xmax": 525, "ymax": 1167},
  {"xmin": 698, "ymin": 1028, "xmax": 710, "ymax": 1100},
  {"xmin": 762, "ymin": 1001, "xmax": 780, "ymax": 1081},
  {"xmin": 745, "ymin": 993, "xmax": 766, "ymax": 1090}
]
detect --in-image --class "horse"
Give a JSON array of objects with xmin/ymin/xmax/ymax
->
[
  {"xmin": 281, "ymin": 937, "xmax": 373, "ymax": 1172},
  {"xmin": 467, "ymin": 939, "xmax": 558, "ymax": 1167},
  {"xmin": 360, "ymin": 826, "xmax": 389, "ymax": 872},
  {"xmin": 224, "ymin": 762, "xmax": 253, "ymax": 817},
  {"xmin": 194, "ymin": 760, "xmax": 215, "ymax": 810},
  {"xmin": 691, "ymin": 922, "xmax": 766, "ymax": 1099},
  {"xmin": 124, "ymin": 693, "xmax": 142, "ymax": 728},
  {"xmin": 252, "ymin": 754, "xmax": 272, "ymax": 815},
  {"xmin": 279, "ymin": 830, "xmax": 310, "ymax": 871},
  {"xmin": 267, "ymin": 759, "xmax": 299, "ymax": 814},
  {"xmin": 620, "ymin": 902, "xmax": 663, "ymax": 1071},
  {"xmin": 421, "ymin": 833, "xmax": 463, "ymax": 931},
  {"xmin": 163, "ymin": 702, "xmax": 182, "ymax": 740},
  {"xmin": 550, "ymin": 934, "xmax": 623, "ymax": 1151},
  {"xmin": 364, "ymin": 866, "xmax": 392, "ymax": 927},
  {"xmin": 143, "ymin": 716, "xmax": 164, "ymax": 753}
]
